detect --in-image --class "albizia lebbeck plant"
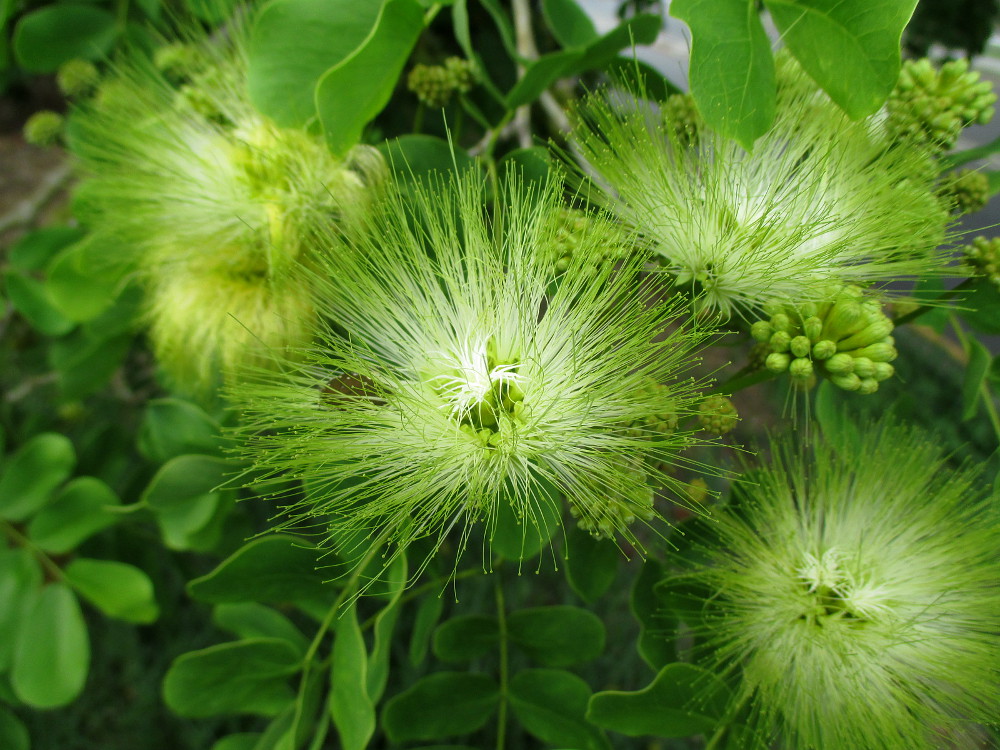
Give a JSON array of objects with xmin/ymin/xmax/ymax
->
[
  {"xmin": 669, "ymin": 419, "xmax": 1000, "ymax": 750},
  {"xmin": 569, "ymin": 55, "xmax": 952, "ymax": 317},
  {"xmin": 230, "ymin": 169, "xmax": 713, "ymax": 578}
]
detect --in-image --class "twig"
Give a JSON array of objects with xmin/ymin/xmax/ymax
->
[
  {"xmin": 0, "ymin": 162, "xmax": 73, "ymax": 237},
  {"xmin": 511, "ymin": 0, "xmax": 538, "ymax": 150}
]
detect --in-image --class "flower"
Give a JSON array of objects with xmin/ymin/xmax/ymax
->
[
  {"xmin": 670, "ymin": 419, "xmax": 1000, "ymax": 750},
  {"xmin": 231, "ymin": 170, "xmax": 711, "ymax": 575},
  {"xmin": 68, "ymin": 24, "xmax": 384, "ymax": 392},
  {"xmin": 568, "ymin": 56, "xmax": 950, "ymax": 317}
]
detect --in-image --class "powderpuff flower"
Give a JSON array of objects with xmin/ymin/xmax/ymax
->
[
  {"xmin": 569, "ymin": 56, "xmax": 950, "ymax": 317},
  {"xmin": 231, "ymin": 170, "xmax": 710, "ymax": 575},
  {"xmin": 68, "ymin": 24, "xmax": 384, "ymax": 392},
  {"xmin": 670, "ymin": 419, "xmax": 1000, "ymax": 749}
]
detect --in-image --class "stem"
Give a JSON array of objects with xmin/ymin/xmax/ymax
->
[
  {"xmin": 1, "ymin": 520, "xmax": 64, "ymax": 581},
  {"xmin": 413, "ymin": 103, "xmax": 425, "ymax": 135},
  {"xmin": 511, "ymin": 0, "xmax": 538, "ymax": 150},
  {"xmin": 892, "ymin": 277, "xmax": 975, "ymax": 327},
  {"xmin": 494, "ymin": 573, "xmax": 509, "ymax": 750},
  {"xmin": 706, "ymin": 367, "xmax": 777, "ymax": 396}
]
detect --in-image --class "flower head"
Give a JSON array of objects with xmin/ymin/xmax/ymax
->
[
  {"xmin": 671, "ymin": 420, "xmax": 1000, "ymax": 749},
  {"xmin": 569, "ymin": 56, "xmax": 950, "ymax": 316},
  {"xmin": 232, "ymin": 170, "xmax": 711, "ymax": 576},
  {"xmin": 68, "ymin": 24, "xmax": 384, "ymax": 392}
]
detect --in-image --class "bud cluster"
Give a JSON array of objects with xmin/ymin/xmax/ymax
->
[
  {"xmin": 752, "ymin": 286, "xmax": 897, "ymax": 394},
  {"xmin": 406, "ymin": 57, "xmax": 477, "ymax": 108},
  {"xmin": 56, "ymin": 58, "xmax": 100, "ymax": 98},
  {"xmin": 661, "ymin": 92, "xmax": 701, "ymax": 148},
  {"xmin": 569, "ymin": 461, "xmax": 656, "ymax": 539},
  {"xmin": 697, "ymin": 394, "xmax": 737, "ymax": 434},
  {"xmin": 544, "ymin": 207, "xmax": 630, "ymax": 272},
  {"xmin": 961, "ymin": 236, "xmax": 1000, "ymax": 290},
  {"xmin": 23, "ymin": 110, "xmax": 64, "ymax": 147},
  {"xmin": 887, "ymin": 58, "xmax": 996, "ymax": 150},
  {"xmin": 937, "ymin": 168, "xmax": 990, "ymax": 215}
]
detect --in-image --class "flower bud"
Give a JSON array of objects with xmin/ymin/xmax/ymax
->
[
  {"xmin": 766, "ymin": 352, "xmax": 791, "ymax": 373},
  {"xmin": 852, "ymin": 357, "xmax": 875, "ymax": 379},
  {"xmin": 812, "ymin": 340, "xmax": 837, "ymax": 360},
  {"xmin": 770, "ymin": 331, "xmax": 792, "ymax": 353},
  {"xmin": 872, "ymin": 362, "xmax": 895, "ymax": 381},
  {"xmin": 836, "ymin": 318, "xmax": 894, "ymax": 351},
  {"xmin": 803, "ymin": 316, "xmax": 823, "ymax": 342},
  {"xmin": 857, "ymin": 377, "xmax": 879, "ymax": 395},
  {"xmin": 790, "ymin": 335, "xmax": 812, "ymax": 358},
  {"xmin": 23, "ymin": 110, "xmax": 63, "ymax": 147},
  {"xmin": 789, "ymin": 357, "xmax": 813, "ymax": 380},
  {"xmin": 829, "ymin": 372, "xmax": 861, "ymax": 391},
  {"xmin": 751, "ymin": 321, "xmax": 773, "ymax": 343},
  {"xmin": 850, "ymin": 342, "xmax": 897, "ymax": 362},
  {"xmin": 823, "ymin": 353, "xmax": 855, "ymax": 374}
]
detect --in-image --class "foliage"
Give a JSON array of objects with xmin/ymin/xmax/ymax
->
[{"xmin": 2, "ymin": 1, "xmax": 999, "ymax": 749}]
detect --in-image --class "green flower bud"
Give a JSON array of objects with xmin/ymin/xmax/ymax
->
[
  {"xmin": 662, "ymin": 92, "xmax": 702, "ymax": 148},
  {"xmin": 770, "ymin": 330, "xmax": 792, "ymax": 352},
  {"xmin": 821, "ymin": 298, "xmax": 864, "ymax": 341},
  {"xmin": 961, "ymin": 236, "xmax": 1000, "ymax": 290},
  {"xmin": 790, "ymin": 335, "xmax": 812, "ymax": 358},
  {"xmin": 770, "ymin": 312, "xmax": 793, "ymax": 333},
  {"xmin": 836, "ymin": 318, "xmax": 894, "ymax": 351},
  {"xmin": 751, "ymin": 320, "xmax": 773, "ymax": 343},
  {"xmin": 857, "ymin": 378, "xmax": 879, "ymax": 395},
  {"xmin": 56, "ymin": 59, "xmax": 99, "ymax": 98},
  {"xmin": 872, "ymin": 362, "xmax": 894, "ymax": 381},
  {"xmin": 812, "ymin": 339, "xmax": 837, "ymax": 360},
  {"xmin": 824, "ymin": 353, "xmax": 855, "ymax": 374},
  {"xmin": 23, "ymin": 110, "xmax": 64, "ymax": 147},
  {"xmin": 789, "ymin": 357, "xmax": 813, "ymax": 380},
  {"xmin": 850, "ymin": 342, "xmax": 897, "ymax": 363},
  {"xmin": 852, "ymin": 357, "xmax": 875, "ymax": 379},
  {"xmin": 766, "ymin": 352, "xmax": 791, "ymax": 373},
  {"xmin": 697, "ymin": 394, "xmax": 738, "ymax": 435},
  {"xmin": 154, "ymin": 42, "xmax": 204, "ymax": 82},
  {"xmin": 938, "ymin": 169, "xmax": 990, "ymax": 215},
  {"xmin": 408, "ymin": 63, "xmax": 454, "ymax": 108},
  {"xmin": 443, "ymin": 57, "xmax": 477, "ymax": 94},
  {"xmin": 830, "ymin": 372, "xmax": 861, "ymax": 391},
  {"xmin": 803, "ymin": 316, "xmax": 823, "ymax": 342}
]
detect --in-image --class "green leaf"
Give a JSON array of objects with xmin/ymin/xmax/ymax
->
[
  {"xmin": 212, "ymin": 735, "xmax": 261, "ymax": 750},
  {"xmin": 187, "ymin": 535, "xmax": 335, "ymax": 605},
  {"xmin": 564, "ymin": 14, "xmax": 662, "ymax": 78},
  {"xmin": 152, "ymin": 491, "xmax": 224, "ymax": 552},
  {"xmin": 670, "ymin": 0, "xmax": 775, "ymax": 150},
  {"xmin": 0, "ymin": 548, "xmax": 43, "ymax": 673},
  {"xmin": 27, "ymin": 476, "xmax": 121, "ymax": 554},
  {"xmin": 565, "ymin": 525, "xmax": 620, "ymax": 603},
  {"xmin": 138, "ymin": 398, "xmax": 223, "ymax": 464},
  {"xmin": 586, "ymin": 663, "xmax": 730, "ymax": 737},
  {"xmin": 13, "ymin": 4, "xmax": 117, "ymax": 73},
  {"xmin": 12, "ymin": 583, "xmax": 90, "ymax": 708},
  {"xmin": 813, "ymin": 381, "xmax": 862, "ymax": 453},
  {"xmin": 630, "ymin": 557, "xmax": 676, "ymax": 670},
  {"xmin": 49, "ymin": 331, "xmax": 132, "ymax": 401},
  {"xmin": 247, "ymin": 0, "xmax": 382, "ymax": 127},
  {"xmin": 163, "ymin": 638, "xmax": 302, "ymax": 718},
  {"xmin": 409, "ymin": 593, "xmax": 445, "ymax": 666},
  {"xmin": 8, "ymin": 226, "xmax": 84, "ymax": 272},
  {"xmin": 378, "ymin": 135, "xmax": 476, "ymax": 181},
  {"xmin": 4, "ymin": 271, "xmax": 74, "ymax": 337},
  {"xmin": 46, "ymin": 237, "xmax": 129, "ymax": 322},
  {"xmin": 497, "ymin": 147, "xmax": 551, "ymax": 189},
  {"xmin": 491, "ymin": 473, "xmax": 561, "ymax": 561},
  {"xmin": 0, "ymin": 432, "xmax": 75, "ymax": 522},
  {"xmin": 542, "ymin": 0, "xmax": 597, "ymax": 48},
  {"xmin": 509, "ymin": 669, "xmax": 610, "ymax": 750},
  {"xmin": 63, "ymin": 558, "xmax": 159, "ymax": 624},
  {"xmin": 382, "ymin": 672, "xmax": 499, "ymax": 743},
  {"xmin": 432, "ymin": 615, "xmax": 499, "ymax": 662},
  {"xmin": 367, "ymin": 553, "xmax": 407, "ymax": 702},
  {"xmin": 941, "ymin": 133, "xmax": 1000, "ymax": 169},
  {"xmin": 960, "ymin": 278, "xmax": 1000, "ymax": 335},
  {"xmin": 316, "ymin": 0, "xmax": 425, "ymax": 156},
  {"xmin": 0, "ymin": 704, "xmax": 30, "ymax": 750},
  {"xmin": 505, "ymin": 50, "xmax": 584, "ymax": 109},
  {"xmin": 507, "ymin": 605, "xmax": 605, "ymax": 667},
  {"xmin": 141, "ymin": 454, "xmax": 230, "ymax": 510},
  {"xmin": 213, "ymin": 603, "xmax": 309, "ymax": 656},
  {"xmin": 961, "ymin": 335, "xmax": 992, "ymax": 421},
  {"xmin": 329, "ymin": 603, "xmax": 375, "ymax": 750},
  {"xmin": 764, "ymin": 0, "xmax": 917, "ymax": 118}
]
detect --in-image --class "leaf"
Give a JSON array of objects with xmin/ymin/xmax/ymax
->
[
  {"xmin": 564, "ymin": 14, "xmax": 662, "ymax": 78},
  {"xmin": 670, "ymin": 0, "xmax": 775, "ymax": 150},
  {"xmin": 586, "ymin": 663, "xmax": 730, "ymax": 738},
  {"xmin": 630, "ymin": 557, "xmax": 676, "ymax": 670},
  {"xmin": 432, "ymin": 615, "xmax": 499, "ymax": 662},
  {"xmin": 505, "ymin": 50, "xmax": 584, "ymax": 109},
  {"xmin": 960, "ymin": 278, "xmax": 1000, "ymax": 335},
  {"xmin": 3, "ymin": 271, "xmax": 74, "ymax": 337},
  {"xmin": 247, "ymin": 0, "xmax": 382, "ymax": 127},
  {"xmin": 12, "ymin": 583, "xmax": 90, "ymax": 708},
  {"xmin": 764, "ymin": 0, "xmax": 917, "ymax": 118},
  {"xmin": 46, "ymin": 237, "xmax": 130, "ymax": 322},
  {"xmin": 961, "ymin": 335, "xmax": 992, "ymax": 421},
  {"xmin": 187, "ymin": 535, "xmax": 335, "ymax": 605},
  {"xmin": 49, "ymin": 331, "xmax": 132, "ymax": 401},
  {"xmin": 0, "ymin": 432, "xmax": 75, "ymax": 522},
  {"xmin": 8, "ymin": 226, "xmax": 83, "ymax": 272},
  {"xmin": 163, "ymin": 638, "xmax": 302, "ymax": 717},
  {"xmin": 0, "ymin": 548, "xmax": 43, "ymax": 673},
  {"xmin": 212, "ymin": 735, "xmax": 261, "ymax": 750},
  {"xmin": 141, "ymin": 454, "xmax": 231, "ymax": 510},
  {"xmin": 64, "ymin": 558, "xmax": 159, "ymax": 624},
  {"xmin": 27, "ymin": 476, "xmax": 121, "ymax": 554},
  {"xmin": 498, "ymin": 147, "xmax": 551, "ymax": 189},
  {"xmin": 383, "ymin": 672, "xmax": 499, "ymax": 742},
  {"xmin": 0, "ymin": 704, "xmax": 30, "ymax": 750},
  {"xmin": 367, "ymin": 553, "xmax": 407, "ymax": 702},
  {"xmin": 564, "ymin": 524, "xmax": 620, "ymax": 603},
  {"xmin": 213, "ymin": 603, "xmax": 309, "ymax": 656},
  {"xmin": 491, "ymin": 473, "xmax": 561, "ymax": 561},
  {"xmin": 813, "ymin": 381, "xmax": 862, "ymax": 453},
  {"xmin": 378, "ymin": 135, "xmax": 476, "ymax": 181},
  {"xmin": 542, "ymin": 0, "xmax": 597, "ymax": 48},
  {"xmin": 13, "ymin": 4, "xmax": 118, "ymax": 73},
  {"xmin": 137, "ymin": 398, "xmax": 223, "ymax": 464},
  {"xmin": 507, "ymin": 605, "xmax": 605, "ymax": 667},
  {"xmin": 509, "ymin": 669, "xmax": 610, "ymax": 750},
  {"xmin": 153, "ymin": 491, "xmax": 224, "ymax": 551},
  {"xmin": 329, "ymin": 603, "xmax": 376, "ymax": 750},
  {"xmin": 316, "ymin": 0, "xmax": 425, "ymax": 156},
  {"xmin": 409, "ymin": 593, "xmax": 445, "ymax": 666},
  {"xmin": 941, "ymin": 133, "xmax": 1000, "ymax": 169}
]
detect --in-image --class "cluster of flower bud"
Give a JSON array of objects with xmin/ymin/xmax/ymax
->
[
  {"xmin": 406, "ymin": 57, "xmax": 477, "ymax": 108},
  {"xmin": 751, "ymin": 287, "xmax": 898, "ymax": 395},
  {"xmin": 697, "ymin": 394, "xmax": 738, "ymax": 434},
  {"xmin": 661, "ymin": 92, "xmax": 702, "ymax": 148},
  {"xmin": 937, "ymin": 168, "xmax": 990, "ymax": 215},
  {"xmin": 56, "ymin": 59, "xmax": 100, "ymax": 98},
  {"xmin": 153, "ymin": 42, "xmax": 205, "ymax": 83},
  {"xmin": 23, "ymin": 110, "xmax": 64, "ymax": 147},
  {"xmin": 569, "ymin": 463, "xmax": 656, "ymax": 539},
  {"xmin": 887, "ymin": 58, "xmax": 996, "ymax": 150},
  {"xmin": 544, "ymin": 207, "xmax": 630, "ymax": 272},
  {"xmin": 961, "ymin": 236, "xmax": 1000, "ymax": 290}
]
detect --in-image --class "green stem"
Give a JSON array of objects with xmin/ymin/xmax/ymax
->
[
  {"xmin": 706, "ymin": 367, "xmax": 777, "ymax": 396},
  {"xmin": 413, "ymin": 103, "xmax": 425, "ymax": 135},
  {"xmin": 494, "ymin": 573, "xmax": 509, "ymax": 750},
  {"xmin": 0, "ymin": 520, "xmax": 63, "ymax": 581},
  {"xmin": 892, "ymin": 277, "xmax": 975, "ymax": 327}
]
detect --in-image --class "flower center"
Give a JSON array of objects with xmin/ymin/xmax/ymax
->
[{"xmin": 794, "ymin": 548, "xmax": 886, "ymax": 626}]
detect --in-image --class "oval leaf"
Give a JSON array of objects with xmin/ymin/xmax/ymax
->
[
  {"xmin": 0, "ymin": 548, "xmax": 43, "ymax": 673},
  {"xmin": 382, "ymin": 672, "xmax": 499, "ymax": 742},
  {"xmin": 213, "ymin": 603, "xmax": 308, "ymax": 656},
  {"xmin": 0, "ymin": 432, "xmax": 75, "ymax": 522},
  {"xmin": 329, "ymin": 603, "xmax": 375, "ymax": 750},
  {"xmin": 509, "ymin": 669, "xmax": 610, "ymax": 750},
  {"xmin": 507, "ymin": 605, "xmax": 605, "ymax": 667},
  {"xmin": 64, "ymin": 558, "xmax": 159, "ymax": 624},
  {"xmin": 432, "ymin": 614, "xmax": 499, "ymax": 662},
  {"xmin": 13, "ymin": 4, "xmax": 118, "ymax": 73},
  {"xmin": 0, "ymin": 704, "xmax": 30, "ymax": 750},
  {"xmin": 564, "ymin": 524, "xmax": 620, "ymax": 604},
  {"xmin": 138, "ymin": 398, "xmax": 223, "ymax": 464},
  {"xmin": 4, "ymin": 271, "xmax": 75, "ymax": 337},
  {"xmin": 27, "ymin": 476, "xmax": 121, "ymax": 554}
]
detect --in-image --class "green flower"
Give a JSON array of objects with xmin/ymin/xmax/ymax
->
[
  {"xmin": 568, "ymin": 55, "xmax": 949, "ymax": 316},
  {"xmin": 670, "ymin": 420, "xmax": 1000, "ymax": 749},
  {"xmin": 231, "ymin": 171, "xmax": 710, "ymax": 573},
  {"xmin": 23, "ymin": 110, "xmax": 64, "ymax": 147},
  {"xmin": 68, "ymin": 23, "xmax": 384, "ymax": 392}
]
